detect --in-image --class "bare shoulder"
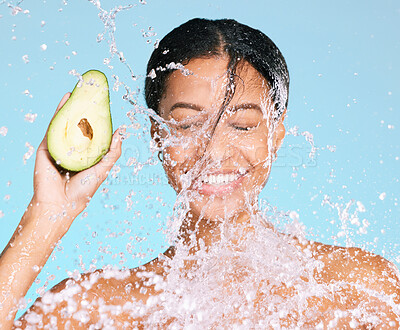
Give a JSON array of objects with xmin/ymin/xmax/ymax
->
[
  {"xmin": 307, "ymin": 241, "xmax": 400, "ymax": 301},
  {"xmin": 16, "ymin": 259, "xmax": 166, "ymax": 329},
  {"xmin": 292, "ymin": 240, "xmax": 400, "ymax": 328}
]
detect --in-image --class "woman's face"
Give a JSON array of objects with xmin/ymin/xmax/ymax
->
[{"xmin": 153, "ymin": 56, "xmax": 285, "ymax": 220}]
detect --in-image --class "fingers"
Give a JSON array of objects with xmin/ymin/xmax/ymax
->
[
  {"xmin": 56, "ymin": 92, "xmax": 71, "ymax": 112},
  {"xmin": 35, "ymin": 92, "xmax": 72, "ymax": 177},
  {"xmin": 94, "ymin": 128, "xmax": 124, "ymax": 183}
]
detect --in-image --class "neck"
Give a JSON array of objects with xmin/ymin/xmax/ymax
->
[{"xmin": 175, "ymin": 208, "xmax": 259, "ymax": 256}]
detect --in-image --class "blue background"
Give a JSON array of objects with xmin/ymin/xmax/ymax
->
[{"xmin": 0, "ymin": 0, "xmax": 399, "ymax": 316}]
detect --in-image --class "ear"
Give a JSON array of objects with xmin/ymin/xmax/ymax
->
[
  {"xmin": 150, "ymin": 118, "xmax": 158, "ymax": 139},
  {"xmin": 150, "ymin": 118, "xmax": 164, "ymax": 149},
  {"xmin": 273, "ymin": 108, "xmax": 286, "ymax": 154}
]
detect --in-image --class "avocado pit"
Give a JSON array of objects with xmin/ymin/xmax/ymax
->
[{"xmin": 77, "ymin": 118, "xmax": 93, "ymax": 140}]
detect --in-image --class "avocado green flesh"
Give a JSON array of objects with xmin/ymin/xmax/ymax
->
[{"xmin": 47, "ymin": 70, "xmax": 113, "ymax": 172}]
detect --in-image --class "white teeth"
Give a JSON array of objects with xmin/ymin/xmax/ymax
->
[{"xmin": 202, "ymin": 173, "xmax": 241, "ymax": 185}]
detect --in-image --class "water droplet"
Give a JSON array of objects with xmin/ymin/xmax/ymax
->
[
  {"xmin": 23, "ymin": 142, "xmax": 35, "ymax": 164},
  {"xmin": 22, "ymin": 55, "xmax": 29, "ymax": 64},
  {"xmin": 148, "ymin": 68, "xmax": 156, "ymax": 79},
  {"xmin": 356, "ymin": 201, "xmax": 366, "ymax": 212},
  {"xmin": 0, "ymin": 126, "xmax": 8, "ymax": 136},
  {"xmin": 11, "ymin": 6, "xmax": 22, "ymax": 16},
  {"xmin": 326, "ymin": 145, "xmax": 336, "ymax": 152},
  {"xmin": 288, "ymin": 210, "xmax": 299, "ymax": 221},
  {"xmin": 24, "ymin": 113, "xmax": 37, "ymax": 123}
]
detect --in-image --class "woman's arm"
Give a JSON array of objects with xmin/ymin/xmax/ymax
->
[
  {"xmin": 0, "ymin": 93, "xmax": 123, "ymax": 328},
  {"xmin": 0, "ymin": 203, "xmax": 75, "ymax": 326}
]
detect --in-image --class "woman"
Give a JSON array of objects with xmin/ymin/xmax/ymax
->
[{"xmin": 1, "ymin": 18, "xmax": 399, "ymax": 328}]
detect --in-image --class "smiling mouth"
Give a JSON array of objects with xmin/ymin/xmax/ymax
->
[
  {"xmin": 201, "ymin": 173, "xmax": 241, "ymax": 185},
  {"xmin": 196, "ymin": 170, "xmax": 248, "ymax": 196}
]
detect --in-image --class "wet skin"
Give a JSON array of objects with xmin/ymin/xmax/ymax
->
[
  {"xmin": 156, "ymin": 56, "xmax": 285, "ymax": 224},
  {"xmin": 17, "ymin": 58, "xmax": 400, "ymax": 328},
  {"xmin": 18, "ymin": 242, "xmax": 400, "ymax": 328}
]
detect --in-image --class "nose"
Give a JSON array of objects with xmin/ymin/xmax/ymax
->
[{"xmin": 200, "ymin": 121, "xmax": 238, "ymax": 167}]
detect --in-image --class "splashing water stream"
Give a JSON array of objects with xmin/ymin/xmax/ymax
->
[{"xmin": 1, "ymin": 0, "xmax": 399, "ymax": 328}]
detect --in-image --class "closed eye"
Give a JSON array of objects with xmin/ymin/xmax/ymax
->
[
  {"xmin": 230, "ymin": 123, "xmax": 259, "ymax": 131},
  {"xmin": 177, "ymin": 120, "xmax": 203, "ymax": 130},
  {"xmin": 179, "ymin": 124, "xmax": 192, "ymax": 130},
  {"xmin": 226, "ymin": 107, "xmax": 262, "ymax": 132}
]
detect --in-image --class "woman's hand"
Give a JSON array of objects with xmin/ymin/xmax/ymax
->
[
  {"xmin": 0, "ymin": 93, "xmax": 124, "ymax": 327},
  {"xmin": 32, "ymin": 92, "xmax": 123, "ymax": 233}
]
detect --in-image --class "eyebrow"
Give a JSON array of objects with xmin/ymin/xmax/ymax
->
[
  {"xmin": 169, "ymin": 102, "xmax": 262, "ymax": 113},
  {"xmin": 169, "ymin": 102, "xmax": 204, "ymax": 113},
  {"xmin": 230, "ymin": 103, "xmax": 262, "ymax": 113}
]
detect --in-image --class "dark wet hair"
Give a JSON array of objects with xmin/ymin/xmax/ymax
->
[{"xmin": 145, "ymin": 18, "xmax": 289, "ymax": 121}]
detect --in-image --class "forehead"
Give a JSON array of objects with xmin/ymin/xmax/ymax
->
[{"xmin": 159, "ymin": 57, "xmax": 270, "ymax": 117}]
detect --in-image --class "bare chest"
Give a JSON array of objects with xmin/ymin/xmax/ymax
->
[{"xmin": 89, "ymin": 277, "xmax": 366, "ymax": 329}]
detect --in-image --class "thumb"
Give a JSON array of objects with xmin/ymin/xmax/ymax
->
[{"xmin": 38, "ymin": 92, "xmax": 71, "ymax": 150}]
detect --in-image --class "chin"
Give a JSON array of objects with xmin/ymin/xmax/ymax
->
[{"xmin": 188, "ymin": 191, "xmax": 248, "ymax": 221}]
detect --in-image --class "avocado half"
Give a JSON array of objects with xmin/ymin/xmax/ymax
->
[{"xmin": 47, "ymin": 70, "xmax": 113, "ymax": 172}]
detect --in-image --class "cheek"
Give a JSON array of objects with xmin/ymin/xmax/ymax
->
[
  {"xmin": 163, "ymin": 131, "xmax": 208, "ymax": 168},
  {"xmin": 164, "ymin": 144, "xmax": 197, "ymax": 176},
  {"xmin": 238, "ymin": 133, "xmax": 270, "ymax": 164},
  {"xmin": 253, "ymin": 144, "xmax": 270, "ymax": 163}
]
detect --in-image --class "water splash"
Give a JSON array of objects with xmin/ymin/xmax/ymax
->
[
  {"xmin": 4, "ymin": 0, "xmax": 398, "ymax": 327},
  {"xmin": 321, "ymin": 195, "xmax": 373, "ymax": 247},
  {"xmin": 287, "ymin": 125, "xmax": 318, "ymax": 160},
  {"xmin": 24, "ymin": 113, "xmax": 37, "ymax": 123},
  {"xmin": 89, "ymin": 1, "xmax": 136, "ymax": 80},
  {"xmin": 22, "ymin": 142, "xmax": 34, "ymax": 164}
]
